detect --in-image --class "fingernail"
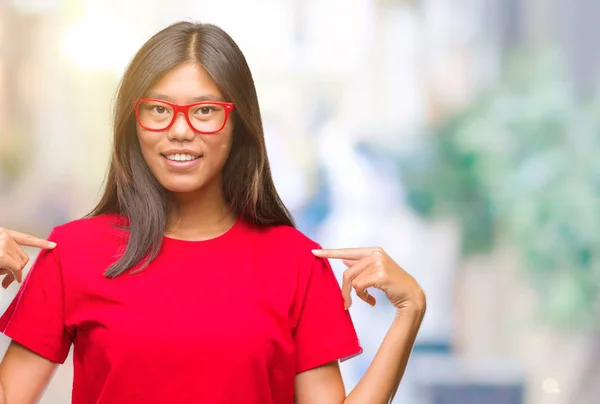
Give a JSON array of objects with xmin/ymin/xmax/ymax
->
[
  {"xmin": 311, "ymin": 249, "xmax": 322, "ymax": 255},
  {"xmin": 49, "ymin": 242, "xmax": 57, "ymax": 248}
]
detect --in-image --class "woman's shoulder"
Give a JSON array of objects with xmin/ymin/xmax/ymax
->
[
  {"xmin": 244, "ymin": 220, "xmax": 321, "ymax": 254},
  {"xmin": 50, "ymin": 213, "xmax": 126, "ymax": 243}
]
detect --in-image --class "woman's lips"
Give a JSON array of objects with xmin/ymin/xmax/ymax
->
[{"xmin": 161, "ymin": 154, "xmax": 203, "ymax": 170}]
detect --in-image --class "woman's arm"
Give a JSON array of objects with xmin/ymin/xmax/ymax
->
[
  {"xmin": 0, "ymin": 227, "xmax": 65, "ymax": 403},
  {"xmin": 295, "ymin": 247, "xmax": 426, "ymax": 404},
  {"xmin": 0, "ymin": 341, "xmax": 58, "ymax": 404},
  {"xmin": 295, "ymin": 361, "xmax": 346, "ymax": 403},
  {"xmin": 345, "ymin": 300, "xmax": 425, "ymax": 403},
  {"xmin": 295, "ymin": 299, "xmax": 425, "ymax": 404}
]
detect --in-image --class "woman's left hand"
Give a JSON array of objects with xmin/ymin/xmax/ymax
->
[{"xmin": 312, "ymin": 247, "xmax": 425, "ymax": 312}]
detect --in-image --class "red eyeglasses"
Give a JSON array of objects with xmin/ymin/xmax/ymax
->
[{"xmin": 134, "ymin": 98, "xmax": 235, "ymax": 134}]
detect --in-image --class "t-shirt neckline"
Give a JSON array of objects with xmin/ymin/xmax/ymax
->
[{"xmin": 161, "ymin": 216, "xmax": 241, "ymax": 246}]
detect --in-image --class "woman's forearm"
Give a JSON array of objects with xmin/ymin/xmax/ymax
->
[{"xmin": 344, "ymin": 298, "xmax": 426, "ymax": 404}]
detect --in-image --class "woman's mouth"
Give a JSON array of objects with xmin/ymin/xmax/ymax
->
[{"xmin": 161, "ymin": 153, "xmax": 203, "ymax": 170}]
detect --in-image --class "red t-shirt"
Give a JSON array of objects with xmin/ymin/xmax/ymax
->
[{"xmin": 0, "ymin": 214, "xmax": 362, "ymax": 403}]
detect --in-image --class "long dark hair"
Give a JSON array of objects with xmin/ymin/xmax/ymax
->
[{"xmin": 89, "ymin": 21, "xmax": 295, "ymax": 278}]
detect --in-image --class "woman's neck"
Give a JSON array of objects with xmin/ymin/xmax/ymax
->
[{"xmin": 165, "ymin": 188, "xmax": 236, "ymax": 241}]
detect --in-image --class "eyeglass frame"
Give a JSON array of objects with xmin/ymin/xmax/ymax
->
[{"xmin": 134, "ymin": 98, "xmax": 235, "ymax": 134}]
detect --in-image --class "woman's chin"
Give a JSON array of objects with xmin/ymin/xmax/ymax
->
[{"xmin": 161, "ymin": 181, "xmax": 207, "ymax": 195}]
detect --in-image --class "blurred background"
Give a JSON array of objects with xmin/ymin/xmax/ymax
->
[{"xmin": 0, "ymin": 0, "xmax": 598, "ymax": 403}]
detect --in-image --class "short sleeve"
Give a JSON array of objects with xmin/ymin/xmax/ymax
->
[
  {"xmin": 0, "ymin": 229, "xmax": 72, "ymax": 363},
  {"xmin": 292, "ymin": 251, "xmax": 363, "ymax": 374}
]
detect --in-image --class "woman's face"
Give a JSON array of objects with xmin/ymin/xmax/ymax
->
[{"xmin": 136, "ymin": 62, "xmax": 234, "ymax": 195}]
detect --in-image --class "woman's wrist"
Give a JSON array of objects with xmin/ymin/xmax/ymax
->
[{"xmin": 394, "ymin": 289, "xmax": 427, "ymax": 319}]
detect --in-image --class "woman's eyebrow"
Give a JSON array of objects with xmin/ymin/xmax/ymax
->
[{"xmin": 145, "ymin": 92, "xmax": 224, "ymax": 102}]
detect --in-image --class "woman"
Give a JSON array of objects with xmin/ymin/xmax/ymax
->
[{"xmin": 0, "ymin": 21, "xmax": 425, "ymax": 403}]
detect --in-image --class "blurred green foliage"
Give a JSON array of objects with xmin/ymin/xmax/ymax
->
[{"xmin": 399, "ymin": 51, "xmax": 600, "ymax": 330}]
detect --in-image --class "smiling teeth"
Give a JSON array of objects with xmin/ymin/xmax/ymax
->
[{"xmin": 166, "ymin": 154, "xmax": 198, "ymax": 161}]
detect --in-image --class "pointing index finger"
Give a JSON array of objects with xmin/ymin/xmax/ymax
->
[
  {"xmin": 312, "ymin": 247, "xmax": 375, "ymax": 260},
  {"xmin": 6, "ymin": 230, "xmax": 56, "ymax": 249}
]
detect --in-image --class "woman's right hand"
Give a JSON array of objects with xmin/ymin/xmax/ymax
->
[{"xmin": 0, "ymin": 228, "xmax": 56, "ymax": 289}]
